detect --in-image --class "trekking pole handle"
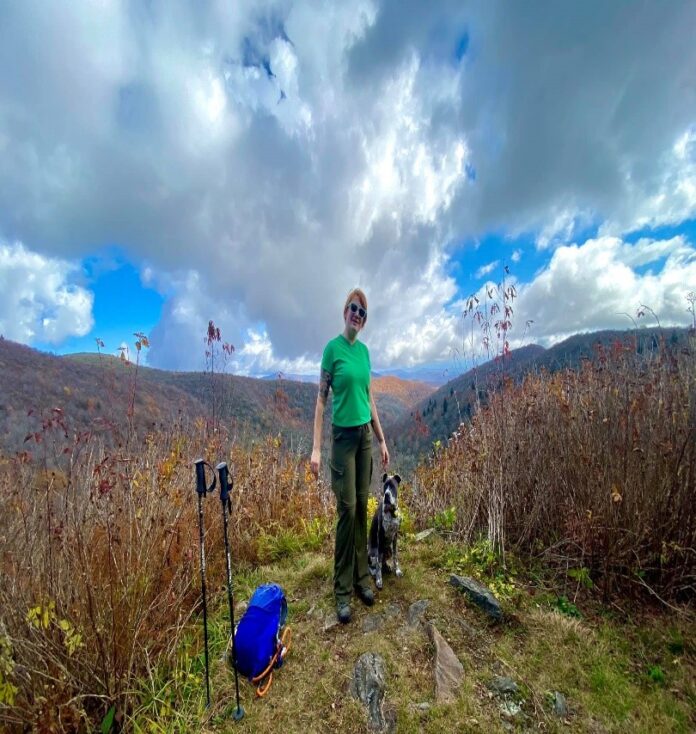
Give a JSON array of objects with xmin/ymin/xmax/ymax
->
[
  {"xmin": 216, "ymin": 461, "xmax": 233, "ymax": 505},
  {"xmin": 194, "ymin": 458, "xmax": 217, "ymax": 496}
]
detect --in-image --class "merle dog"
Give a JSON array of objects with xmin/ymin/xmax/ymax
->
[{"xmin": 368, "ymin": 473, "xmax": 402, "ymax": 590}]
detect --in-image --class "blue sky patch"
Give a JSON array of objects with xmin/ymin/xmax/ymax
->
[{"xmin": 35, "ymin": 252, "xmax": 163, "ymax": 357}]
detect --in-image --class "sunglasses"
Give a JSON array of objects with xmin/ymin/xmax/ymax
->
[{"xmin": 349, "ymin": 302, "xmax": 367, "ymax": 320}]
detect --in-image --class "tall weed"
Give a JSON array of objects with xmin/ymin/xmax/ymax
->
[
  {"xmin": 0, "ymin": 424, "xmax": 331, "ymax": 731},
  {"xmin": 409, "ymin": 334, "xmax": 696, "ymax": 601}
]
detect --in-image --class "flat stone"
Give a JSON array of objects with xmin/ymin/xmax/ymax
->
[
  {"xmin": 428, "ymin": 623, "xmax": 464, "ymax": 702},
  {"xmin": 350, "ymin": 652, "xmax": 389, "ymax": 732},
  {"xmin": 323, "ymin": 613, "xmax": 339, "ymax": 632},
  {"xmin": 408, "ymin": 600, "xmax": 430, "ymax": 627},
  {"xmin": 384, "ymin": 603, "xmax": 401, "ymax": 620},
  {"xmin": 552, "ymin": 691, "xmax": 568, "ymax": 717},
  {"xmin": 488, "ymin": 676, "xmax": 518, "ymax": 697},
  {"xmin": 363, "ymin": 614, "xmax": 384, "ymax": 633},
  {"xmin": 450, "ymin": 574, "xmax": 503, "ymax": 621},
  {"xmin": 414, "ymin": 528, "xmax": 435, "ymax": 542}
]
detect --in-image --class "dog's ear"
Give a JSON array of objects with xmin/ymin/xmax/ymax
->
[
  {"xmin": 381, "ymin": 473, "xmax": 388, "ymax": 484},
  {"xmin": 393, "ymin": 474, "xmax": 401, "ymax": 485}
]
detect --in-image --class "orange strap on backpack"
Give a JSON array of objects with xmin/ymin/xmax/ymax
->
[{"xmin": 250, "ymin": 627, "xmax": 292, "ymax": 698}]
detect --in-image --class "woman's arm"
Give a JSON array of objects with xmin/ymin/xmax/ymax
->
[
  {"xmin": 369, "ymin": 391, "xmax": 390, "ymax": 468},
  {"xmin": 310, "ymin": 369, "xmax": 332, "ymax": 477}
]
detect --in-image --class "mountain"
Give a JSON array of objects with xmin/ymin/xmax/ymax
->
[
  {"xmin": 259, "ymin": 372, "xmax": 318, "ymax": 383},
  {"xmin": 386, "ymin": 326, "xmax": 693, "ymax": 462},
  {"xmin": 0, "ymin": 340, "xmax": 431, "ymax": 456},
  {"xmin": 371, "ymin": 375, "xmax": 436, "ymax": 404},
  {"xmin": 374, "ymin": 365, "xmax": 455, "ymax": 386},
  {"xmin": 1, "ymin": 327, "xmax": 689, "ymax": 462},
  {"xmin": 368, "ymin": 374, "xmax": 437, "ymax": 427}
]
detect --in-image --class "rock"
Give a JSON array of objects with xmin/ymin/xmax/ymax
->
[
  {"xmin": 449, "ymin": 575, "xmax": 503, "ymax": 621},
  {"xmin": 323, "ymin": 613, "xmax": 339, "ymax": 632},
  {"xmin": 362, "ymin": 614, "xmax": 384, "ymax": 633},
  {"xmin": 552, "ymin": 691, "xmax": 568, "ymax": 717},
  {"xmin": 350, "ymin": 652, "xmax": 389, "ymax": 732},
  {"xmin": 408, "ymin": 600, "xmax": 430, "ymax": 627},
  {"xmin": 488, "ymin": 676, "xmax": 519, "ymax": 697},
  {"xmin": 236, "ymin": 601, "xmax": 248, "ymax": 615},
  {"xmin": 414, "ymin": 528, "xmax": 435, "ymax": 542},
  {"xmin": 427, "ymin": 623, "xmax": 464, "ymax": 702},
  {"xmin": 498, "ymin": 700, "xmax": 522, "ymax": 720},
  {"xmin": 384, "ymin": 603, "xmax": 401, "ymax": 621},
  {"xmin": 410, "ymin": 702, "xmax": 431, "ymax": 711}
]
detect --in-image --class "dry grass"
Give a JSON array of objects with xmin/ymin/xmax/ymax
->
[
  {"xmin": 0, "ymin": 424, "xmax": 332, "ymax": 732},
  {"xmin": 409, "ymin": 335, "xmax": 696, "ymax": 600},
  {"xmin": 2, "ymin": 329, "xmax": 695, "ymax": 732},
  {"xmin": 128, "ymin": 536, "xmax": 695, "ymax": 734}
]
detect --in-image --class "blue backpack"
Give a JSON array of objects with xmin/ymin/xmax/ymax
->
[{"xmin": 231, "ymin": 584, "xmax": 290, "ymax": 696}]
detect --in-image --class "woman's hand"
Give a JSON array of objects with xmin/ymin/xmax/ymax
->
[
  {"xmin": 310, "ymin": 448, "xmax": 321, "ymax": 478},
  {"xmin": 379, "ymin": 439, "xmax": 389, "ymax": 468}
]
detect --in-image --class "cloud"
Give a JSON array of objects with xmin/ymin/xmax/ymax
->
[
  {"xmin": 475, "ymin": 260, "xmax": 499, "ymax": 279},
  {"xmin": 514, "ymin": 235, "xmax": 696, "ymax": 345},
  {"xmin": 234, "ymin": 328, "xmax": 320, "ymax": 376},
  {"xmin": 0, "ymin": 241, "xmax": 93, "ymax": 343},
  {"xmin": 450, "ymin": 1, "xmax": 696, "ymax": 240},
  {"xmin": 1, "ymin": 1, "xmax": 695, "ymax": 373}
]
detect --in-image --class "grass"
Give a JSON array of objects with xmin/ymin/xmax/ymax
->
[{"xmin": 128, "ymin": 534, "xmax": 695, "ymax": 734}]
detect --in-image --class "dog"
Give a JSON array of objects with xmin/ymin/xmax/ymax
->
[{"xmin": 368, "ymin": 473, "xmax": 403, "ymax": 590}]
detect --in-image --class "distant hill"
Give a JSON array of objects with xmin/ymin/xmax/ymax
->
[
  {"xmin": 0, "ymin": 340, "xmax": 431, "ymax": 456},
  {"xmin": 375, "ymin": 365, "xmax": 453, "ymax": 386},
  {"xmin": 259, "ymin": 372, "xmax": 318, "ymax": 383},
  {"xmin": 2, "ymin": 327, "xmax": 689, "ymax": 463},
  {"xmin": 369, "ymin": 375, "xmax": 436, "ymax": 426},
  {"xmin": 386, "ymin": 326, "xmax": 693, "ymax": 463},
  {"xmin": 371, "ymin": 375, "xmax": 435, "ymax": 404}
]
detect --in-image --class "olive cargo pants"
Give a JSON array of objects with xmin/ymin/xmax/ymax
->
[{"xmin": 330, "ymin": 423, "xmax": 373, "ymax": 603}]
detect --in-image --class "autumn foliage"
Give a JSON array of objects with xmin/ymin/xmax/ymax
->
[
  {"xmin": 408, "ymin": 334, "xmax": 696, "ymax": 601},
  {"xmin": 0, "ymin": 422, "xmax": 331, "ymax": 731}
]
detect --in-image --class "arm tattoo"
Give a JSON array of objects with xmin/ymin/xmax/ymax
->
[{"xmin": 319, "ymin": 369, "xmax": 332, "ymax": 401}]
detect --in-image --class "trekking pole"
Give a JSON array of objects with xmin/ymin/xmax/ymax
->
[
  {"xmin": 194, "ymin": 458, "xmax": 217, "ymax": 709},
  {"xmin": 216, "ymin": 461, "xmax": 244, "ymax": 722}
]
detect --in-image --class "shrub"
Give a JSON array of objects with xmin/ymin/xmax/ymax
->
[
  {"xmin": 407, "ymin": 334, "xmax": 696, "ymax": 601},
  {"xmin": 0, "ymin": 425, "xmax": 332, "ymax": 731}
]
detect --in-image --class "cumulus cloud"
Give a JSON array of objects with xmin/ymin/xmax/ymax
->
[
  {"xmin": 475, "ymin": 260, "xmax": 499, "ymax": 279},
  {"xmin": 0, "ymin": 241, "xmax": 93, "ymax": 343},
  {"xmin": 451, "ymin": 1, "xmax": 696, "ymax": 239},
  {"xmin": 454, "ymin": 234, "xmax": 695, "ymax": 366},
  {"xmin": 515, "ymin": 235, "xmax": 696, "ymax": 345},
  {"xmin": 234, "ymin": 329, "xmax": 320, "ymax": 376},
  {"xmin": 1, "ymin": 1, "xmax": 695, "ymax": 373}
]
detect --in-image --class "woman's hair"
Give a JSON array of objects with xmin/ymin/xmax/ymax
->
[{"xmin": 343, "ymin": 288, "xmax": 368, "ymax": 323}]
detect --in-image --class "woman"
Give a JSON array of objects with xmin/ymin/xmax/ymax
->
[{"xmin": 310, "ymin": 288, "xmax": 389, "ymax": 624}]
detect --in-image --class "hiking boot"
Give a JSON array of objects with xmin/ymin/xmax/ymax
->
[
  {"xmin": 355, "ymin": 585, "xmax": 375, "ymax": 607},
  {"xmin": 337, "ymin": 602, "xmax": 352, "ymax": 624}
]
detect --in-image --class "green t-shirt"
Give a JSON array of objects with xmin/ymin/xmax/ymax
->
[{"xmin": 320, "ymin": 334, "xmax": 372, "ymax": 427}]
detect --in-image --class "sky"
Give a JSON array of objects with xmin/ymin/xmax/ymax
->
[{"xmin": 0, "ymin": 0, "xmax": 695, "ymax": 377}]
